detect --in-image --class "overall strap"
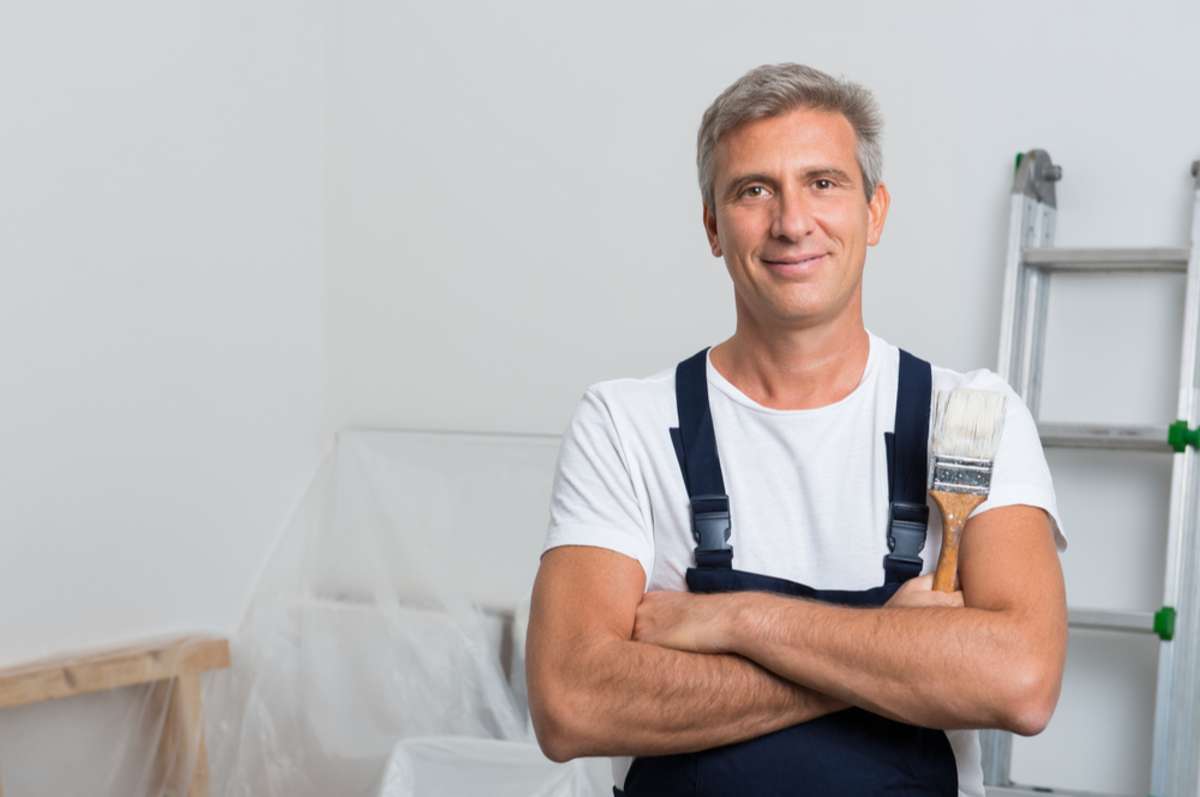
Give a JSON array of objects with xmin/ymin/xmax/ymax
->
[
  {"xmin": 883, "ymin": 349, "xmax": 933, "ymax": 584},
  {"xmin": 668, "ymin": 347, "xmax": 733, "ymax": 569}
]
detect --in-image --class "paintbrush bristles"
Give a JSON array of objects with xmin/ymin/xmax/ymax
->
[
  {"xmin": 931, "ymin": 388, "xmax": 1007, "ymax": 461},
  {"xmin": 929, "ymin": 387, "xmax": 1007, "ymax": 593}
]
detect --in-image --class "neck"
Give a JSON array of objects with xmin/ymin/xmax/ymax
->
[{"xmin": 709, "ymin": 309, "xmax": 870, "ymax": 411}]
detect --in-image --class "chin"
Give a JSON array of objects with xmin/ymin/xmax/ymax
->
[{"xmin": 768, "ymin": 295, "xmax": 830, "ymax": 318}]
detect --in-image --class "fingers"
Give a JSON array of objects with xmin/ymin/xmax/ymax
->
[
  {"xmin": 886, "ymin": 573, "xmax": 965, "ymax": 609},
  {"xmin": 920, "ymin": 574, "xmax": 964, "ymax": 607},
  {"xmin": 913, "ymin": 593, "xmax": 964, "ymax": 609}
]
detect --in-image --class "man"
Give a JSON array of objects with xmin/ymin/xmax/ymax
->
[{"xmin": 525, "ymin": 63, "xmax": 1068, "ymax": 797}]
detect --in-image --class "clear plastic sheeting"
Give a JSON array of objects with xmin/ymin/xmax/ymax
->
[
  {"xmin": 204, "ymin": 429, "xmax": 612, "ymax": 796},
  {"xmin": 0, "ymin": 430, "xmax": 612, "ymax": 796}
]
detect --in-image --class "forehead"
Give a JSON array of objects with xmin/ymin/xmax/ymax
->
[{"xmin": 714, "ymin": 106, "xmax": 860, "ymax": 183}]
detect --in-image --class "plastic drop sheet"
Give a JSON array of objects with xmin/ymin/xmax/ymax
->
[{"xmin": 204, "ymin": 431, "xmax": 611, "ymax": 796}]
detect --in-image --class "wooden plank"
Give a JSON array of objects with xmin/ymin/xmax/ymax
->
[{"xmin": 0, "ymin": 636, "xmax": 230, "ymax": 709}]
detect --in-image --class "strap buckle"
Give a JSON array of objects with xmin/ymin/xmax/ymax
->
[
  {"xmin": 690, "ymin": 494, "xmax": 731, "ymax": 551},
  {"xmin": 886, "ymin": 501, "xmax": 929, "ymax": 566}
]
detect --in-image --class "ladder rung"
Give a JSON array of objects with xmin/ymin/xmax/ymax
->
[
  {"xmin": 987, "ymin": 785, "xmax": 1142, "ymax": 797},
  {"xmin": 1038, "ymin": 422, "xmax": 1172, "ymax": 451},
  {"xmin": 1023, "ymin": 246, "xmax": 1189, "ymax": 272},
  {"xmin": 1069, "ymin": 607, "xmax": 1156, "ymax": 635}
]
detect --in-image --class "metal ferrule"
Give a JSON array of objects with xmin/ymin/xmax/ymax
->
[{"xmin": 931, "ymin": 455, "xmax": 994, "ymax": 494}]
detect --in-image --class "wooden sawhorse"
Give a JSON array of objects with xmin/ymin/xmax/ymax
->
[{"xmin": 0, "ymin": 636, "xmax": 230, "ymax": 796}]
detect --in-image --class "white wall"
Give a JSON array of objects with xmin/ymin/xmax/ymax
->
[
  {"xmin": 323, "ymin": 0, "xmax": 1199, "ymax": 436},
  {"xmin": 0, "ymin": 0, "xmax": 326, "ymax": 665},
  {"xmin": 322, "ymin": 1, "xmax": 1200, "ymax": 794}
]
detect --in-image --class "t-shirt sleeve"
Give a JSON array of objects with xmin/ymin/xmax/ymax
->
[
  {"xmin": 965, "ymin": 373, "xmax": 1068, "ymax": 552},
  {"xmin": 542, "ymin": 387, "xmax": 655, "ymax": 581}
]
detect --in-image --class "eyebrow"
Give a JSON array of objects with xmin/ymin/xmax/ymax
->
[{"xmin": 725, "ymin": 168, "xmax": 854, "ymax": 197}]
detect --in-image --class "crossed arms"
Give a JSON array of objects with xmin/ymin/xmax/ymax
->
[{"xmin": 525, "ymin": 504, "xmax": 1067, "ymax": 763}]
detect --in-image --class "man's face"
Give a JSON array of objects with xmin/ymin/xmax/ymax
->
[{"xmin": 703, "ymin": 106, "xmax": 890, "ymax": 331}]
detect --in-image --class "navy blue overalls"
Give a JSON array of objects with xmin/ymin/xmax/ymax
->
[{"xmin": 616, "ymin": 347, "xmax": 958, "ymax": 796}]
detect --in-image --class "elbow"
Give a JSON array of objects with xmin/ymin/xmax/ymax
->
[
  {"xmin": 998, "ymin": 656, "xmax": 1062, "ymax": 737},
  {"xmin": 530, "ymin": 700, "xmax": 578, "ymax": 763},
  {"xmin": 1006, "ymin": 695, "xmax": 1054, "ymax": 738}
]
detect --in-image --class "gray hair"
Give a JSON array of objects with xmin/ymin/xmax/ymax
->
[{"xmin": 696, "ymin": 63, "xmax": 883, "ymax": 208}]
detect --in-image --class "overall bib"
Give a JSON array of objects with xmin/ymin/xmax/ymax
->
[{"xmin": 616, "ymin": 347, "xmax": 959, "ymax": 797}]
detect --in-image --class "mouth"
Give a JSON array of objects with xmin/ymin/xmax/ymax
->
[{"xmin": 761, "ymin": 253, "xmax": 826, "ymax": 275}]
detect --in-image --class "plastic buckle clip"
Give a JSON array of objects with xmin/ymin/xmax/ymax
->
[
  {"xmin": 887, "ymin": 501, "xmax": 929, "ymax": 567},
  {"xmin": 690, "ymin": 494, "xmax": 731, "ymax": 551}
]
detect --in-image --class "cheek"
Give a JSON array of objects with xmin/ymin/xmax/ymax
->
[
  {"xmin": 816, "ymin": 199, "xmax": 867, "ymax": 233},
  {"xmin": 722, "ymin": 209, "xmax": 768, "ymax": 248},
  {"xmin": 827, "ymin": 208, "xmax": 866, "ymax": 240}
]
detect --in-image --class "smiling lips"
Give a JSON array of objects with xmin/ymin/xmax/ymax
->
[{"xmin": 762, "ymin": 253, "xmax": 826, "ymax": 272}]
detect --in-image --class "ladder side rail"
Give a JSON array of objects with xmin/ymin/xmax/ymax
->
[
  {"xmin": 984, "ymin": 188, "xmax": 1036, "ymax": 789},
  {"xmin": 1025, "ymin": 201, "xmax": 1056, "ymax": 418},
  {"xmin": 1157, "ymin": 165, "xmax": 1200, "ymax": 797},
  {"xmin": 997, "ymin": 193, "xmax": 1034, "ymax": 390},
  {"xmin": 1022, "ymin": 228, "xmax": 1054, "ymax": 419},
  {"xmin": 984, "ymin": 149, "xmax": 1060, "ymax": 787},
  {"xmin": 980, "ymin": 729, "xmax": 1013, "ymax": 788},
  {"xmin": 983, "ymin": 188, "xmax": 1035, "ymax": 789}
]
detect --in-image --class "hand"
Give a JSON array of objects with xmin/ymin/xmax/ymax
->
[
  {"xmin": 633, "ymin": 590, "xmax": 731, "ymax": 654},
  {"xmin": 884, "ymin": 574, "xmax": 964, "ymax": 609}
]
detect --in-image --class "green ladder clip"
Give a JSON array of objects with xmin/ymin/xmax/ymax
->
[
  {"xmin": 1155, "ymin": 606, "xmax": 1176, "ymax": 642},
  {"xmin": 1167, "ymin": 420, "xmax": 1200, "ymax": 453}
]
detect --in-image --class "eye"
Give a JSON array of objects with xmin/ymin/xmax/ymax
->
[
  {"xmin": 814, "ymin": 178, "xmax": 835, "ymax": 190},
  {"xmin": 740, "ymin": 184, "xmax": 769, "ymax": 198}
]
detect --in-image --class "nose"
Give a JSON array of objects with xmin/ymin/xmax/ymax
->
[{"xmin": 769, "ymin": 187, "xmax": 816, "ymax": 242}]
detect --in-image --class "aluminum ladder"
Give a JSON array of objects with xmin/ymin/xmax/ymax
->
[{"xmin": 983, "ymin": 149, "xmax": 1200, "ymax": 797}]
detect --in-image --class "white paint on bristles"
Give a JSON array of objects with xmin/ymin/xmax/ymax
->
[{"xmin": 931, "ymin": 388, "xmax": 1007, "ymax": 460}]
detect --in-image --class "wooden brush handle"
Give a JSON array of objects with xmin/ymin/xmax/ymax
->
[{"xmin": 929, "ymin": 490, "xmax": 988, "ymax": 592}]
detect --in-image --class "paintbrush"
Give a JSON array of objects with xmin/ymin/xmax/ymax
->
[{"xmin": 928, "ymin": 388, "xmax": 1007, "ymax": 593}]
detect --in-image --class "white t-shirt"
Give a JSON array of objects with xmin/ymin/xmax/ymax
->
[{"xmin": 542, "ymin": 331, "xmax": 1067, "ymax": 797}]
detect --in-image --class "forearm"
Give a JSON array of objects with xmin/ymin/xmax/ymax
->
[
  {"xmin": 725, "ymin": 593, "xmax": 1042, "ymax": 732},
  {"xmin": 529, "ymin": 634, "xmax": 845, "ymax": 761}
]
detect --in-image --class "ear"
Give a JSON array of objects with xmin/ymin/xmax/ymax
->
[
  {"xmin": 866, "ymin": 182, "xmax": 890, "ymax": 247},
  {"xmin": 703, "ymin": 203, "xmax": 722, "ymax": 257}
]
